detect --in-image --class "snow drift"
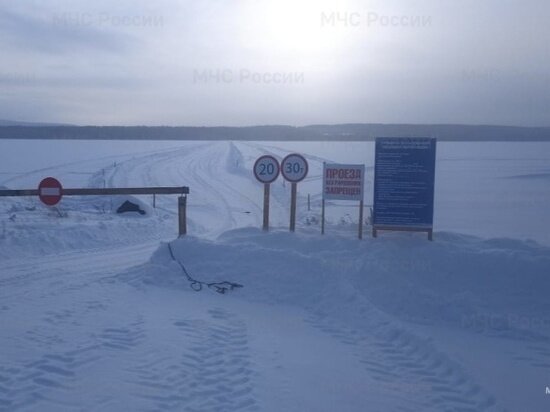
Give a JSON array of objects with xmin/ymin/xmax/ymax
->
[{"xmin": 117, "ymin": 228, "xmax": 550, "ymax": 411}]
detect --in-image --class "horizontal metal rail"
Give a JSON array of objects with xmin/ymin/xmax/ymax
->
[{"xmin": 0, "ymin": 186, "xmax": 189, "ymax": 197}]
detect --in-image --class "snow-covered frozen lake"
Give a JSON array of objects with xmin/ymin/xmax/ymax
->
[
  {"xmin": 1, "ymin": 139, "xmax": 549, "ymax": 244},
  {"xmin": 1, "ymin": 139, "xmax": 549, "ymax": 411}
]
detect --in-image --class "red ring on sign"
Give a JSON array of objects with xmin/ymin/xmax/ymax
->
[
  {"xmin": 254, "ymin": 155, "xmax": 280, "ymax": 184},
  {"xmin": 281, "ymin": 153, "xmax": 309, "ymax": 183},
  {"xmin": 38, "ymin": 177, "xmax": 63, "ymax": 206}
]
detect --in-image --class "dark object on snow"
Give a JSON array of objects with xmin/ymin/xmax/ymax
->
[
  {"xmin": 167, "ymin": 242, "xmax": 243, "ymax": 294},
  {"xmin": 116, "ymin": 200, "xmax": 146, "ymax": 215}
]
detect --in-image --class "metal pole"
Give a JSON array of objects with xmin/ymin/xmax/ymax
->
[
  {"xmin": 263, "ymin": 183, "xmax": 270, "ymax": 231},
  {"xmin": 358, "ymin": 200, "xmax": 364, "ymax": 240},
  {"xmin": 289, "ymin": 183, "xmax": 297, "ymax": 232},
  {"xmin": 178, "ymin": 196, "xmax": 187, "ymax": 236},
  {"xmin": 321, "ymin": 198, "xmax": 325, "ymax": 235},
  {"xmin": 0, "ymin": 187, "xmax": 190, "ymax": 197}
]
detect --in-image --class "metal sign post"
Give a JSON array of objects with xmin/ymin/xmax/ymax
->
[
  {"xmin": 281, "ymin": 154, "xmax": 308, "ymax": 233},
  {"xmin": 321, "ymin": 198, "xmax": 325, "ymax": 235},
  {"xmin": 359, "ymin": 199, "xmax": 364, "ymax": 239},
  {"xmin": 263, "ymin": 183, "xmax": 270, "ymax": 230},
  {"xmin": 253, "ymin": 155, "xmax": 280, "ymax": 231}
]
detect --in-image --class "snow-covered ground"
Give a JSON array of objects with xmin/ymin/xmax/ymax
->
[{"xmin": 1, "ymin": 140, "xmax": 549, "ymax": 411}]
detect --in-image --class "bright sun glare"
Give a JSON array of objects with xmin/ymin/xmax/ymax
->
[{"xmin": 240, "ymin": 0, "xmax": 351, "ymax": 55}]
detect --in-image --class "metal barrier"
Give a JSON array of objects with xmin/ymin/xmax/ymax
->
[{"xmin": 0, "ymin": 186, "xmax": 190, "ymax": 237}]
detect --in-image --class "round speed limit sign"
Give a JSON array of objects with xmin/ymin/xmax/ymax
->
[
  {"xmin": 254, "ymin": 155, "xmax": 280, "ymax": 184},
  {"xmin": 281, "ymin": 154, "xmax": 308, "ymax": 183}
]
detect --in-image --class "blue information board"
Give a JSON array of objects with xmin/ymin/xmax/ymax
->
[{"xmin": 373, "ymin": 138, "xmax": 436, "ymax": 228}]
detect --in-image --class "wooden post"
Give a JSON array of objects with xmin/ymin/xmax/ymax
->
[
  {"xmin": 321, "ymin": 198, "xmax": 325, "ymax": 235},
  {"xmin": 178, "ymin": 196, "xmax": 187, "ymax": 237},
  {"xmin": 153, "ymin": 194, "xmax": 156, "ymax": 208},
  {"xmin": 263, "ymin": 183, "xmax": 270, "ymax": 231},
  {"xmin": 289, "ymin": 182, "xmax": 297, "ymax": 232},
  {"xmin": 358, "ymin": 200, "xmax": 364, "ymax": 240}
]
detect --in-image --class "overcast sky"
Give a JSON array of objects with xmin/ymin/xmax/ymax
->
[{"xmin": 0, "ymin": 0, "xmax": 549, "ymax": 126}]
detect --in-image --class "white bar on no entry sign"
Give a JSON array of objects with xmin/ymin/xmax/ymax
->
[{"xmin": 41, "ymin": 187, "xmax": 61, "ymax": 196}]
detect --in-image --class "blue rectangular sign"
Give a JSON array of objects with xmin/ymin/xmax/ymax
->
[{"xmin": 373, "ymin": 138, "xmax": 436, "ymax": 228}]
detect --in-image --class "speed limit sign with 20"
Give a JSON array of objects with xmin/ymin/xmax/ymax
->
[{"xmin": 253, "ymin": 155, "xmax": 280, "ymax": 184}]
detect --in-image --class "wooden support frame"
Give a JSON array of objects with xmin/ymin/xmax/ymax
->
[
  {"xmin": 372, "ymin": 225, "xmax": 433, "ymax": 241},
  {"xmin": 321, "ymin": 199, "xmax": 365, "ymax": 240}
]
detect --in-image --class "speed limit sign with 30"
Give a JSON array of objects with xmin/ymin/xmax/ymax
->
[{"xmin": 281, "ymin": 154, "xmax": 308, "ymax": 183}]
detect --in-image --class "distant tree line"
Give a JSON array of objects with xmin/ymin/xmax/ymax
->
[{"xmin": 0, "ymin": 124, "xmax": 549, "ymax": 141}]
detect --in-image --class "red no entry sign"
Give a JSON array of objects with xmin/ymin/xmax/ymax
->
[{"xmin": 38, "ymin": 177, "xmax": 63, "ymax": 206}]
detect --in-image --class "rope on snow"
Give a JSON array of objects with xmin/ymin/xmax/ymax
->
[{"xmin": 167, "ymin": 242, "xmax": 243, "ymax": 294}]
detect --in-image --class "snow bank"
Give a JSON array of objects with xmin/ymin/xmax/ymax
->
[
  {"xmin": 0, "ymin": 195, "xmax": 166, "ymax": 260},
  {"xmin": 114, "ymin": 229, "xmax": 550, "ymax": 410},
  {"xmin": 129, "ymin": 229, "xmax": 550, "ymax": 339}
]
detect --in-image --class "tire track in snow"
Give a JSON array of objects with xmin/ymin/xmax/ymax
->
[
  {"xmin": 0, "ymin": 316, "xmax": 150, "ymax": 411},
  {"xmin": 96, "ymin": 142, "xmax": 265, "ymax": 238},
  {"xmin": 0, "ymin": 241, "xmax": 159, "ymax": 299},
  {"xmin": 306, "ymin": 312, "xmax": 502, "ymax": 412},
  {"xmin": 0, "ymin": 345, "xmax": 103, "ymax": 412},
  {"xmin": 184, "ymin": 144, "xmax": 239, "ymax": 234},
  {"xmin": 514, "ymin": 343, "xmax": 550, "ymax": 369},
  {"xmin": 98, "ymin": 317, "xmax": 147, "ymax": 352},
  {"xmin": 186, "ymin": 143, "xmax": 264, "ymax": 235},
  {"xmin": 125, "ymin": 308, "xmax": 258, "ymax": 412},
  {"xmin": 0, "ymin": 239, "xmax": 158, "ymax": 411}
]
